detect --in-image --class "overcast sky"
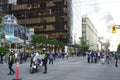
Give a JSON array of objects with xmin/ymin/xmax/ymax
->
[
  {"xmin": 73, "ymin": 0, "xmax": 120, "ymax": 38},
  {"xmin": 72, "ymin": 0, "xmax": 120, "ymax": 51}
]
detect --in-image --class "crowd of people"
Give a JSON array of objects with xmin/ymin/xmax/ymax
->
[
  {"xmin": 86, "ymin": 51, "xmax": 120, "ymax": 67},
  {"xmin": 0, "ymin": 49, "xmax": 120, "ymax": 75},
  {"xmin": 0, "ymin": 51, "xmax": 28, "ymax": 64},
  {"xmin": 0, "ymin": 49, "xmax": 71, "ymax": 75}
]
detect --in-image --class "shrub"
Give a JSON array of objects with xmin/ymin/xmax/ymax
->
[{"xmin": 0, "ymin": 47, "xmax": 9, "ymax": 55}]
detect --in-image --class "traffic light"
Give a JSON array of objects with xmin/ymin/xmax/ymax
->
[{"xmin": 112, "ymin": 25, "xmax": 116, "ymax": 33}]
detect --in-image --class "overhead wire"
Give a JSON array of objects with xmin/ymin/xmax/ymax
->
[
  {"xmin": 72, "ymin": 0, "xmax": 120, "ymax": 7},
  {"xmin": 70, "ymin": 0, "xmax": 120, "ymax": 20},
  {"xmin": 72, "ymin": 0, "xmax": 120, "ymax": 4},
  {"xmin": 72, "ymin": 0, "xmax": 120, "ymax": 36}
]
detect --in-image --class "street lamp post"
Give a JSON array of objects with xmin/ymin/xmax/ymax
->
[
  {"xmin": 74, "ymin": 33, "xmax": 77, "ymax": 45},
  {"xmin": 24, "ymin": 6, "xmax": 31, "ymax": 53},
  {"xmin": 24, "ymin": 9, "xmax": 27, "ymax": 54}
]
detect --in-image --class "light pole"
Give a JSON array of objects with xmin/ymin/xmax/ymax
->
[
  {"xmin": 24, "ymin": 6, "xmax": 31, "ymax": 53},
  {"xmin": 74, "ymin": 33, "xmax": 77, "ymax": 54},
  {"xmin": 23, "ymin": 10, "xmax": 27, "ymax": 54},
  {"xmin": 74, "ymin": 33, "xmax": 77, "ymax": 45}
]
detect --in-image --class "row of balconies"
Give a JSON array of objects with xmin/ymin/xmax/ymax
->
[
  {"xmin": 12, "ymin": 7, "xmax": 67, "ymax": 19},
  {"xmin": 17, "ymin": 0, "xmax": 67, "ymax": 6}
]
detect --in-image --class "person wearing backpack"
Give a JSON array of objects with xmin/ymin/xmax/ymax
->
[{"xmin": 8, "ymin": 52, "xmax": 15, "ymax": 75}]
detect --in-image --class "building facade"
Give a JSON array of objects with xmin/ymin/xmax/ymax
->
[
  {"xmin": 82, "ymin": 15, "xmax": 99, "ymax": 51},
  {"xmin": 1, "ymin": 0, "xmax": 73, "ymax": 44},
  {"xmin": 0, "ymin": 0, "xmax": 7, "ymax": 16}
]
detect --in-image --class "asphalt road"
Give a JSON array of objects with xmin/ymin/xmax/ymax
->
[{"xmin": 0, "ymin": 56, "xmax": 120, "ymax": 80}]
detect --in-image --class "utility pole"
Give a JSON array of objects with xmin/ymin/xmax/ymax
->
[
  {"xmin": 24, "ymin": 5, "xmax": 31, "ymax": 53},
  {"xmin": 24, "ymin": 10, "xmax": 26, "ymax": 54},
  {"xmin": 74, "ymin": 33, "xmax": 76, "ymax": 45}
]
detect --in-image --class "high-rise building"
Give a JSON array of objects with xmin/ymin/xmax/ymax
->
[
  {"xmin": 2, "ymin": 0, "xmax": 73, "ymax": 44},
  {"xmin": 0, "ymin": 0, "xmax": 7, "ymax": 16},
  {"xmin": 82, "ymin": 15, "xmax": 99, "ymax": 50}
]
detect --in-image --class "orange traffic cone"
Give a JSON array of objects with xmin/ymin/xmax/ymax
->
[{"xmin": 13, "ymin": 61, "xmax": 22, "ymax": 80}]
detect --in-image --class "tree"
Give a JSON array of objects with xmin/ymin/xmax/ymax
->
[
  {"xmin": 79, "ymin": 37, "xmax": 89, "ymax": 52},
  {"xmin": 117, "ymin": 44, "xmax": 120, "ymax": 51},
  {"xmin": 0, "ymin": 47, "xmax": 9, "ymax": 55},
  {"xmin": 0, "ymin": 15, "xmax": 5, "ymax": 28},
  {"xmin": 0, "ymin": 12, "xmax": 6, "ymax": 48},
  {"xmin": 116, "ymin": 44, "xmax": 120, "ymax": 57},
  {"xmin": 30, "ymin": 35, "xmax": 46, "ymax": 50},
  {"xmin": 30, "ymin": 34, "xmax": 64, "ymax": 51},
  {"xmin": 0, "ymin": 11, "xmax": 6, "ymax": 31}
]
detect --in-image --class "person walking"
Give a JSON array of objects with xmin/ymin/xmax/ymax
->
[
  {"xmin": 8, "ymin": 52, "xmax": 15, "ymax": 75},
  {"xmin": 30, "ymin": 52, "xmax": 35, "ymax": 69},
  {"xmin": 106, "ymin": 54, "xmax": 109, "ymax": 64},
  {"xmin": 49, "ymin": 51, "xmax": 54, "ymax": 64},
  {"xmin": 94, "ymin": 52, "xmax": 98, "ymax": 63},
  {"xmin": 86, "ymin": 51, "xmax": 90, "ymax": 63},
  {"xmin": 42, "ymin": 49, "xmax": 48, "ymax": 74},
  {"xmin": 115, "ymin": 52, "xmax": 119, "ymax": 67},
  {"xmin": 100, "ymin": 52, "xmax": 105, "ymax": 64},
  {"xmin": 65, "ymin": 52, "xmax": 69, "ymax": 59},
  {"xmin": 0, "ymin": 53, "xmax": 3, "ymax": 64},
  {"xmin": 90, "ymin": 51, "xmax": 94, "ymax": 63},
  {"xmin": 19, "ymin": 52, "xmax": 23, "ymax": 64},
  {"xmin": 14, "ymin": 51, "xmax": 18, "ymax": 63}
]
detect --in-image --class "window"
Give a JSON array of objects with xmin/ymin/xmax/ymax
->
[
  {"xmin": 82, "ymin": 30, "xmax": 86, "ymax": 34},
  {"xmin": 82, "ymin": 19, "xmax": 86, "ymax": 22},
  {"xmin": 82, "ymin": 24, "xmax": 86, "ymax": 27}
]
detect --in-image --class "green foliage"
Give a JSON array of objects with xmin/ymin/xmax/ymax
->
[
  {"xmin": 31, "ymin": 34, "xmax": 64, "ymax": 50},
  {"xmin": 0, "ymin": 23, "xmax": 5, "ymax": 28},
  {"xmin": 117, "ymin": 44, "xmax": 120, "ymax": 51},
  {"xmin": 79, "ymin": 37, "xmax": 89, "ymax": 51},
  {"xmin": 0, "ymin": 34, "xmax": 5, "ymax": 39},
  {"xmin": 0, "ymin": 16, "xmax": 6, "ymax": 32},
  {"xmin": 116, "ymin": 44, "xmax": 120, "ymax": 57},
  {"xmin": 0, "ymin": 11, "xmax": 2, "ymax": 21},
  {"xmin": 80, "ymin": 44, "xmax": 89, "ymax": 51},
  {"xmin": 0, "ymin": 47, "xmax": 9, "ymax": 55},
  {"xmin": 31, "ymin": 35, "xmax": 46, "ymax": 44},
  {"xmin": 0, "ymin": 16, "xmax": 5, "ymax": 28}
]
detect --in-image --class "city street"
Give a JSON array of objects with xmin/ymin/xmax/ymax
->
[
  {"xmin": 0, "ymin": 56, "xmax": 120, "ymax": 80},
  {"xmin": 1, "ymin": 1, "xmax": 120, "ymax": 80}
]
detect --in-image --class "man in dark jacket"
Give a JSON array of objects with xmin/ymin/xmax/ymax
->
[
  {"xmin": 8, "ymin": 52, "xmax": 15, "ymax": 75},
  {"xmin": 115, "ymin": 52, "xmax": 119, "ymax": 67}
]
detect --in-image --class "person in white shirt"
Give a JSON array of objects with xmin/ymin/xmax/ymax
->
[
  {"xmin": 97, "ymin": 51, "xmax": 101, "ymax": 61},
  {"xmin": 14, "ymin": 52, "xmax": 19, "ymax": 63},
  {"xmin": 33, "ymin": 52, "xmax": 41, "ymax": 64}
]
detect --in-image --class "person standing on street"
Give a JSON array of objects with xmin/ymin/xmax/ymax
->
[
  {"xmin": 19, "ymin": 52, "xmax": 23, "ymax": 64},
  {"xmin": 49, "ymin": 51, "xmax": 54, "ymax": 64},
  {"xmin": 86, "ymin": 51, "xmax": 90, "ymax": 63},
  {"xmin": 106, "ymin": 54, "xmax": 110, "ymax": 64},
  {"xmin": 115, "ymin": 52, "xmax": 119, "ymax": 67},
  {"xmin": 42, "ymin": 49, "xmax": 48, "ymax": 74},
  {"xmin": 8, "ymin": 52, "xmax": 15, "ymax": 75}
]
